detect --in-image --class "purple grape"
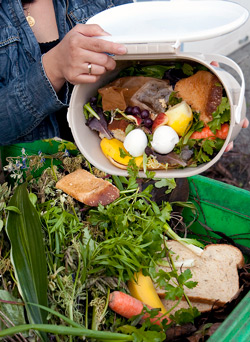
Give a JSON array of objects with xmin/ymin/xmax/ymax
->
[
  {"xmin": 131, "ymin": 106, "xmax": 141, "ymax": 116},
  {"xmin": 90, "ymin": 96, "xmax": 97, "ymax": 105},
  {"xmin": 144, "ymin": 118, "xmax": 153, "ymax": 128},
  {"xmin": 125, "ymin": 106, "xmax": 133, "ymax": 114},
  {"xmin": 96, "ymin": 107, "xmax": 103, "ymax": 115},
  {"xmin": 140, "ymin": 109, "xmax": 150, "ymax": 119}
]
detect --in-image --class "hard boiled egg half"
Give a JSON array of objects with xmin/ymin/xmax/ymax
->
[
  {"xmin": 123, "ymin": 129, "xmax": 148, "ymax": 157},
  {"xmin": 151, "ymin": 126, "xmax": 179, "ymax": 154}
]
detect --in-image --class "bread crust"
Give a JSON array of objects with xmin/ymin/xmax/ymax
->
[
  {"xmin": 161, "ymin": 298, "xmax": 220, "ymax": 314},
  {"xmin": 174, "ymin": 70, "xmax": 223, "ymax": 124},
  {"xmin": 56, "ymin": 169, "xmax": 120, "ymax": 206},
  {"xmin": 107, "ymin": 117, "xmax": 130, "ymax": 142},
  {"xmin": 106, "ymin": 156, "xmax": 167, "ymax": 171}
]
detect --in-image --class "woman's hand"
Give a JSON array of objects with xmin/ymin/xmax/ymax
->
[{"xmin": 42, "ymin": 24, "xmax": 127, "ymax": 92}]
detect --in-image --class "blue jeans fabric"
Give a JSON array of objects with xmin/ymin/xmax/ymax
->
[{"xmin": 0, "ymin": 0, "xmax": 132, "ymax": 145}]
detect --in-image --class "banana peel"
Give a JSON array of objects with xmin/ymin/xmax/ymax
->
[{"xmin": 127, "ymin": 270, "xmax": 167, "ymax": 314}]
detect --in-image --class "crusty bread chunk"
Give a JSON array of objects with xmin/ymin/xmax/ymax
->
[
  {"xmin": 155, "ymin": 240, "xmax": 244, "ymax": 306},
  {"xmin": 107, "ymin": 117, "xmax": 130, "ymax": 142},
  {"xmin": 174, "ymin": 70, "xmax": 223, "ymax": 124},
  {"xmin": 56, "ymin": 169, "xmax": 120, "ymax": 206}
]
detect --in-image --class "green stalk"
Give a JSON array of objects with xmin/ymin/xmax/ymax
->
[
  {"xmin": 84, "ymin": 103, "xmax": 100, "ymax": 120},
  {"xmin": 50, "ymin": 159, "xmax": 58, "ymax": 181},
  {"xmin": 0, "ymin": 324, "xmax": 133, "ymax": 340},
  {"xmin": 69, "ymin": 251, "xmax": 81, "ymax": 324},
  {"xmin": 163, "ymin": 223, "xmax": 204, "ymax": 252},
  {"xmin": 71, "ymin": 204, "xmax": 79, "ymax": 221},
  {"xmin": 119, "ymin": 189, "xmax": 138, "ymax": 194},
  {"xmin": 85, "ymin": 290, "xmax": 89, "ymax": 329},
  {"xmin": 112, "ymin": 176, "xmax": 124, "ymax": 191},
  {"xmin": 165, "ymin": 297, "xmax": 183, "ymax": 315}
]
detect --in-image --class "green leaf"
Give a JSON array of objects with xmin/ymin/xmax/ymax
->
[
  {"xmin": 154, "ymin": 178, "xmax": 176, "ymax": 194},
  {"xmin": 207, "ymin": 97, "xmax": 230, "ymax": 133},
  {"xmin": 184, "ymin": 281, "xmax": 198, "ymax": 289},
  {"xmin": 119, "ymin": 325, "xmax": 165, "ymax": 342},
  {"xmin": 29, "ymin": 192, "xmax": 38, "ymax": 206},
  {"xmin": 178, "ymin": 269, "xmax": 193, "ymax": 284},
  {"xmin": 168, "ymin": 92, "xmax": 182, "ymax": 106},
  {"xmin": 0, "ymin": 290, "xmax": 26, "ymax": 330},
  {"xmin": 5, "ymin": 206, "xmax": 21, "ymax": 214},
  {"xmin": 182, "ymin": 63, "xmax": 194, "ymax": 76},
  {"xmin": 170, "ymin": 307, "xmax": 200, "ymax": 325},
  {"xmin": 6, "ymin": 183, "xmax": 48, "ymax": 341},
  {"xmin": 202, "ymin": 139, "xmax": 215, "ymax": 155}
]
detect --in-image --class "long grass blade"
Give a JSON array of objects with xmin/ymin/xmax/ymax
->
[
  {"xmin": 0, "ymin": 324, "xmax": 133, "ymax": 340},
  {"xmin": 6, "ymin": 183, "xmax": 48, "ymax": 341}
]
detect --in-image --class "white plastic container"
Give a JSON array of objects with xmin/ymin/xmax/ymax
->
[{"xmin": 68, "ymin": 1, "xmax": 248, "ymax": 178}]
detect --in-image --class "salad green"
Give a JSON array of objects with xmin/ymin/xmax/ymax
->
[{"xmin": 84, "ymin": 62, "xmax": 231, "ymax": 170}]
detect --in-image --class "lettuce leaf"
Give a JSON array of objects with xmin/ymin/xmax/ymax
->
[{"xmin": 208, "ymin": 97, "xmax": 230, "ymax": 133}]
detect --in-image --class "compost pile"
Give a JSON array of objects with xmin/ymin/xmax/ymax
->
[{"xmin": 0, "ymin": 142, "xmax": 249, "ymax": 342}]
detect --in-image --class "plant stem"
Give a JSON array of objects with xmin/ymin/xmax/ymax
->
[
  {"xmin": 0, "ymin": 324, "xmax": 134, "ymax": 340},
  {"xmin": 165, "ymin": 241, "xmax": 193, "ymax": 309},
  {"xmin": 84, "ymin": 103, "xmax": 100, "ymax": 120},
  {"xmin": 165, "ymin": 297, "xmax": 182, "ymax": 315},
  {"xmin": 68, "ymin": 250, "xmax": 82, "ymax": 341},
  {"xmin": 50, "ymin": 160, "xmax": 58, "ymax": 182},
  {"xmin": 85, "ymin": 290, "xmax": 89, "ymax": 329}
]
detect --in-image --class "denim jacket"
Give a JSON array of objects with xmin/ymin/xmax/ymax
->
[{"xmin": 0, "ymin": 0, "xmax": 132, "ymax": 145}]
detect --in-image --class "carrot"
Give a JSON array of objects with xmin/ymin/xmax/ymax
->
[
  {"xmin": 190, "ymin": 123, "xmax": 229, "ymax": 140},
  {"xmin": 108, "ymin": 291, "xmax": 170, "ymax": 326}
]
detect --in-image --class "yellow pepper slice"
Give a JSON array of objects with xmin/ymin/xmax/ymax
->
[{"xmin": 100, "ymin": 138, "xmax": 143, "ymax": 167}]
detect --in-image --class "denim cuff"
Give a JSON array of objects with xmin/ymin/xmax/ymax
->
[{"xmin": 20, "ymin": 58, "xmax": 68, "ymax": 121}]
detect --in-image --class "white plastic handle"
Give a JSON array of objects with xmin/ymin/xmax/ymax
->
[{"xmin": 202, "ymin": 54, "xmax": 245, "ymax": 124}]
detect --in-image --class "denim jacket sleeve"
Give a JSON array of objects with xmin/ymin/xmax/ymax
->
[
  {"xmin": 0, "ymin": 13, "xmax": 68, "ymax": 145},
  {"xmin": 0, "ymin": 57, "xmax": 68, "ymax": 145}
]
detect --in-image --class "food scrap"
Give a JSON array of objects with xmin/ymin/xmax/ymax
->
[
  {"xmin": 55, "ymin": 168, "xmax": 120, "ymax": 206},
  {"xmin": 84, "ymin": 63, "xmax": 230, "ymax": 171}
]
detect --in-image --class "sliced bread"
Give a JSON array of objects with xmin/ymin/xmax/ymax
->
[{"xmin": 155, "ymin": 240, "xmax": 244, "ymax": 305}]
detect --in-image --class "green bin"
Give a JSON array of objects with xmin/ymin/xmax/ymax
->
[
  {"xmin": 184, "ymin": 175, "xmax": 250, "ymax": 341},
  {"xmin": 1, "ymin": 141, "xmax": 250, "ymax": 341}
]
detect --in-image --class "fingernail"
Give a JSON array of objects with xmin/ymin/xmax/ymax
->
[{"xmin": 117, "ymin": 46, "xmax": 127, "ymax": 54}]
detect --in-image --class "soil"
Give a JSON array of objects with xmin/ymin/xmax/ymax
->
[{"xmin": 202, "ymin": 42, "xmax": 250, "ymax": 191}]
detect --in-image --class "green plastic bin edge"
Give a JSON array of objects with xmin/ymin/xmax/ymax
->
[
  {"xmin": 186, "ymin": 176, "xmax": 250, "ymax": 342},
  {"xmin": 208, "ymin": 291, "xmax": 250, "ymax": 342}
]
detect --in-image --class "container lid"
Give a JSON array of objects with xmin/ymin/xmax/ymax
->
[{"xmin": 87, "ymin": 0, "xmax": 249, "ymax": 44}]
